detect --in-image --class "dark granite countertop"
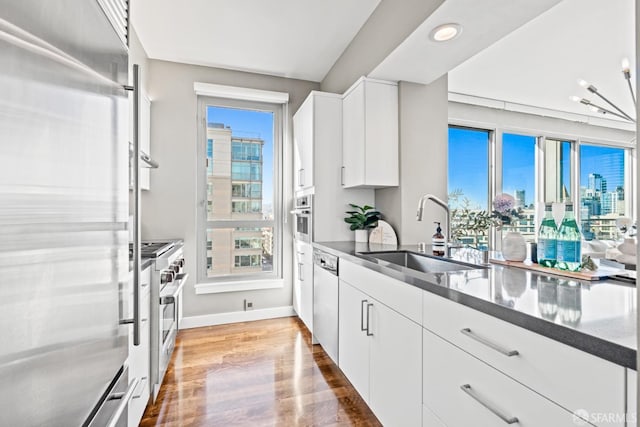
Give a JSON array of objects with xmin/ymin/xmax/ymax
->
[{"xmin": 313, "ymin": 241, "xmax": 637, "ymax": 369}]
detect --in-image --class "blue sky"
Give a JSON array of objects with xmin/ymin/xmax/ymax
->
[
  {"xmin": 207, "ymin": 105, "xmax": 274, "ymax": 205},
  {"xmin": 448, "ymin": 128, "xmax": 624, "ymax": 208}
]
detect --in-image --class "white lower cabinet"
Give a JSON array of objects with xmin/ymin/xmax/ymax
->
[
  {"xmin": 128, "ymin": 266, "xmax": 151, "ymax": 427},
  {"xmin": 422, "ymin": 290, "xmax": 625, "ymax": 427},
  {"xmin": 338, "ymin": 275, "xmax": 422, "ymax": 426},
  {"xmin": 293, "ymin": 241, "xmax": 313, "ymax": 332},
  {"xmin": 423, "ymin": 329, "xmax": 579, "ymax": 427},
  {"xmin": 628, "ymin": 369, "xmax": 637, "ymax": 427},
  {"xmin": 338, "ymin": 280, "xmax": 370, "ymax": 401},
  {"xmin": 369, "ymin": 298, "xmax": 422, "ymax": 426}
]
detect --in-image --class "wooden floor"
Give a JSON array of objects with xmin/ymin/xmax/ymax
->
[{"xmin": 140, "ymin": 316, "xmax": 381, "ymax": 426}]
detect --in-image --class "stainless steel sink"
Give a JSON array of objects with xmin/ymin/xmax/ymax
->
[{"xmin": 360, "ymin": 250, "xmax": 482, "ymax": 273}]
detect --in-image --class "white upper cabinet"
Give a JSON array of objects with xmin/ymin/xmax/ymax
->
[
  {"xmin": 293, "ymin": 95, "xmax": 314, "ymax": 190},
  {"xmin": 342, "ymin": 77, "xmax": 398, "ymax": 189}
]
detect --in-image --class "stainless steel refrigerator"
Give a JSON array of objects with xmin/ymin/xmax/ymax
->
[{"xmin": 0, "ymin": 1, "xmax": 137, "ymax": 425}]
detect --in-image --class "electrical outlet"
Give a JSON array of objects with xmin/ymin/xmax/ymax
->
[{"xmin": 243, "ymin": 299, "xmax": 254, "ymax": 311}]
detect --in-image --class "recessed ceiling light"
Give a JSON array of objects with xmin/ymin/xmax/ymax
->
[{"xmin": 430, "ymin": 23, "xmax": 462, "ymax": 42}]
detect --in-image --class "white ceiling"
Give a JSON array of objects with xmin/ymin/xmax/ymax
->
[
  {"xmin": 447, "ymin": 0, "xmax": 635, "ymax": 124},
  {"xmin": 370, "ymin": 0, "xmax": 562, "ymax": 85},
  {"xmin": 132, "ymin": 0, "xmax": 635, "ymax": 126},
  {"xmin": 131, "ymin": 0, "xmax": 380, "ymax": 82}
]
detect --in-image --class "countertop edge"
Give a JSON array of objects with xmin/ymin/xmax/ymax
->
[{"xmin": 313, "ymin": 241, "xmax": 637, "ymax": 370}]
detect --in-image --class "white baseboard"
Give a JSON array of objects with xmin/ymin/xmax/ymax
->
[{"xmin": 180, "ymin": 305, "xmax": 296, "ymax": 329}]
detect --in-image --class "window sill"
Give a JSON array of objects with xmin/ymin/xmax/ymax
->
[{"xmin": 195, "ymin": 279, "xmax": 284, "ymax": 295}]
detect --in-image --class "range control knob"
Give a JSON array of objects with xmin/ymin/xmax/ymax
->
[{"xmin": 160, "ymin": 269, "xmax": 175, "ymax": 284}]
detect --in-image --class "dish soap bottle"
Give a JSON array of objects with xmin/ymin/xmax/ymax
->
[
  {"xmin": 556, "ymin": 203, "xmax": 582, "ymax": 272},
  {"xmin": 432, "ymin": 222, "xmax": 445, "ymax": 256},
  {"xmin": 537, "ymin": 202, "xmax": 558, "ymax": 267}
]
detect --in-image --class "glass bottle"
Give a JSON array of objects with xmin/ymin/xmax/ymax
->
[
  {"xmin": 537, "ymin": 203, "xmax": 557, "ymax": 267},
  {"xmin": 556, "ymin": 203, "xmax": 582, "ymax": 272}
]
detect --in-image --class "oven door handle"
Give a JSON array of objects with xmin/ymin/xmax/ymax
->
[{"xmin": 159, "ymin": 273, "xmax": 188, "ymax": 305}]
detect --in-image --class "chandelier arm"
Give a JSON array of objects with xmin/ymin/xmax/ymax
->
[
  {"xmin": 589, "ymin": 101, "xmax": 636, "ymax": 123},
  {"xmin": 626, "ymin": 78, "xmax": 636, "ymax": 110},
  {"xmin": 592, "ymin": 90, "xmax": 635, "ymax": 121}
]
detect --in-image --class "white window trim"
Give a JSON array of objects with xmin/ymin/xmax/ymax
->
[
  {"xmin": 194, "ymin": 82, "xmax": 289, "ymax": 104},
  {"xmin": 195, "ymin": 279, "xmax": 284, "ymax": 295},
  {"xmin": 196, "ymin": 85, "xmax": 289, "ymax": 289}
]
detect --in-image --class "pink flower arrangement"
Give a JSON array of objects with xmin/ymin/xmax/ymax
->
[{"xmin": 491, "ymin": 193, "xmax": 523, "ymax": 229}]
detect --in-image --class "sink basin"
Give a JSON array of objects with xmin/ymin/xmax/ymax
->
[{"xmin": 360, "ymin": 250, "xmax": 482, "ymax": 273}]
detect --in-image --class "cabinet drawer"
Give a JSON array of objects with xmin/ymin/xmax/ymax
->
[
  {"xmin": 128, "ymin": 375, "xmax": 150, "ymax": 427},
  {"xmin": 424, "ymin": 329, "xmax": 582, "ymax": 427},
  {"xmin": 423, "ymin": 291, "xmax": 625, "ymax": 426},
  {"xmin": 340, "ymin": 259, "xmax": 422, "ymax": 324}
]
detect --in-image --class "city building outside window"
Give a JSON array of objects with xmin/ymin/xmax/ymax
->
[
  {"xmin": 197, "ymin": 96, "xmax": 282, "ymax": 282},
  {"xmin": 579, "ymin": 145, "xmax": 627, "ymax": 240}
]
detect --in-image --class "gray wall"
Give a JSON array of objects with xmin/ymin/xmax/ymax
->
[
  {"xmin": 143, "ymin": 59, "xmax": 318, "ymax": 318},
  {"xmin": 320, "ymin": 0, "xmax": 444, "ymax": 93},
  {"xmin": 376, "ymin": 77, "xmax": 449, "ymax": 245},
  {"xmin": 129, "ymin": 28, "xmax": 149, "ymax": 92}
]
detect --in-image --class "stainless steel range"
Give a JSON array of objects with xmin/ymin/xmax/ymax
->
[{"xmin": 141, "ymin": 240, "xmax": 188, "ymax": 401}]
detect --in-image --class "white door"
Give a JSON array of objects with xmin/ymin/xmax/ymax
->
[
  {"xmin": 338, "ymin": 279, "xmax": 370, "ymax": 402},
  {"xmin": 369, "ymin": 301, "xmax": 422, "ymax": 427}
]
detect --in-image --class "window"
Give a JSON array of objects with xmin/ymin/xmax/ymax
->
[
  {"xmin": 579, "ymin": 145, "xmax": 626, "ymax": 240},
  {"xmin": 449, "ymin": 123, "xmax": 632, "ymax": 247},
  {"xmin": 448, "ymin": 126, "xmax": 490, "ymax": 246},
  {"xmin": 234, "ymin": 254, "xmax": 262, "ymax": 268},
  {"xmin": 197, "ymin": 96, "xmax": 282, "ymax": 282},
  {"xmin": 448, "ymin": 127, "xmax": 490, "ymax": 210},
  {"xmin": 501, "ymin": 133, "xmax": 536, "ymax": 237}
]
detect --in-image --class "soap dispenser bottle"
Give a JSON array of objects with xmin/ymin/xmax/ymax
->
[{"xmin": 432, "ymin": 222, "xmax": 445, "ymax": 256}]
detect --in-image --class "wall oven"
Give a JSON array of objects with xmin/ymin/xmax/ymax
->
[{"xmin": 292, "ymin": 194, "xmax": 312, "ymax": 243}]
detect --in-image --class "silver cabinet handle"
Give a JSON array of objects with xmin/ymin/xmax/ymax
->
[
  {"xmin": 366, "ymin": 303, "xmax": 374, "ymax": 336},
  {"xmin": 298, "ymin": 168, "xmax": 304, "ymax": 187},
  {"xmin": 360, "ymin": 299, "xmax": 368, "ymax": 331},
  {"xmin": 341, "ymin": 166, "xmax": 345, "ymax": 186},
  {"xmin": 132, "ymin": 377, "xmax": 147, "ymax": 399},
  {"xmin": 460, "ymin": 384, "xmax": 519, "ymax": 424},
  {"xmin": 460, "ymin": 328, "xmax": 519, "ymax": 357},
  {"xmin": 298, "ymin": 263, "xmax": 304, "ymax": 281},
  {"xmin": 105, "ymin": 377, "xmax": 139, "ymax": 427}
]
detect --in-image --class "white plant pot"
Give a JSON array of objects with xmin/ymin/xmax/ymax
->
[
  {"xmin": 355, "ymin": 229, "xmax": 369, "ymax": 243},
  {"xmin": 501, "ymin": 231, "xmax": 527, "ymax": 262},
  {"xmin": 617, "ymin": 237, "xmax": 637, "ymax": 256}
]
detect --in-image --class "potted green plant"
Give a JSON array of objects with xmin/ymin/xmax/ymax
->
[{"xmin": 344, "ymin": 204, "xmax": 381, "ymax": 242}]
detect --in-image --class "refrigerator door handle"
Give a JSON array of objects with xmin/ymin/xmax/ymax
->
[
  {"xmin": 129, "ymin": 64, "xmax": 141, "ymax": 346},
  {"xmin": 105, "ymin": 377, "xmax": 139, "ymax": 427}
]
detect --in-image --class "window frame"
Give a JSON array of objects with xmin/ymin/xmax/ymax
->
[
  {"xmin": 195, "ymin": 95, "xmax": 284, "ymax": 285},
  {"xmin": 448, "ymin": 121, "xmax": 635, "ymax": 247}
]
